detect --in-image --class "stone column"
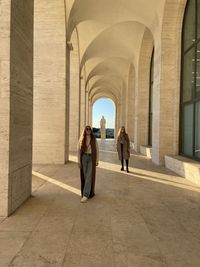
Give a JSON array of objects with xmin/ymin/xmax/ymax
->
[
  {"xmin": 80, "ymin": 75, "xmax": 86, "ymax": 134},
  {"xmin": 33, "ymin": 0, "xmax": 66, "ymax": 163},
  {"xmin": 115, "ymin": 101, "xmax": 122, "ymax": 139},
  {"xmin": 69, "ymin": 31, "xmax": 80, "ymax": 152},
  {"xmin": 115, "ymin": 103, "xmax": 118, "ymax": 138},
  {"xmin": 152, "ymin": 0, "xmax": 186, "ymax": 165},
  {"xmin": 134, "ymin": 29, "xmax": 154, "ymax": 152},
  {"xmin": 65, "ymin": 49, "xmax": 70, "ymax": 163},
  {"xmin": 85, "ymin": 85, "xmax": 89, "ymax": 125},
  {"xmin": 118, "ymin": 100, "xmax": 122, "ymax": 129},
  {"xmin": 127, "ymin": 65, "xmax": 135, "ymax": 141},
  {"xmin": 0, "ymin": 0, "xmax": 34, "ymax": 216},
  {"xmin": 88, "ymin": 101, "xmax": 92, "ymax": 126},
  {"xmin": 121, "ymin": 88, "xmax": 127, "ymax": 127}
]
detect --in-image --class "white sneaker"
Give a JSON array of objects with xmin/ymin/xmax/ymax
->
[{"xmin": 81, "ymin": 196, "xmax": 88, "ymax": 203}]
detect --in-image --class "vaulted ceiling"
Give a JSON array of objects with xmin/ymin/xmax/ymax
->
[{"xmin": 66, "ymin": 0, "xmax": 166, "ymax": 103}]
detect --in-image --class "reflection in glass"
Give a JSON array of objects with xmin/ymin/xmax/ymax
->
[
  {"xmin": 148, "ymin": 49, "xmax": 154, "ymax": 146},
  {"xmin": 183, "ymin": 48, "xmax": 195, "ymax": 102},
  {"xmin": 196, "ymin": 43, "xmax": 200, "ymax": 96},
  {"xmin": 183, "ymin": 104, "xmax": 193, "ymax": 156},
  {"xmin": 198, "ymin": 0, "xmax": 200, "ymax": 38},
  {"xmin": 181, "ymin": 0, "xmax": 200, "ymax": 160},
  {"xmin": 183, "ymin": 0, "xmax": 195, "ymax": 51},
  {"xmin": 195, "ymin": 101, "xmax": 200, "ymax": 159}
]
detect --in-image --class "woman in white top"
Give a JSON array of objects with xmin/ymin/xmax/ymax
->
[{"xmin": 78, "ymin": 126, "xmax": 99, "ymax": 203}]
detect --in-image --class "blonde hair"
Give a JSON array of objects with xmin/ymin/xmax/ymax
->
[
  {"xmin": 79, "ymin": 125, "xmax": 94, "ymax": 152},
  {"xmin": 117, "ymin": 126, "xmax": 129, "ymax": 141}
]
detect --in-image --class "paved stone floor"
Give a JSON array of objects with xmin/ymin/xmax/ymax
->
[{"xmin": 1, "ymin": 140, "xmax": 200, "ymax": 266}]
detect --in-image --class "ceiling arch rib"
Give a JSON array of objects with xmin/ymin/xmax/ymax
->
[
  {"xmin": 80, "ymin": 21, "xmax": 146, "ymax": 71},
  {"xmin": 92, "ymin": 96, "xmax": 117, "ymax": 108},
  {"xmin": 68, "ymin": 0, "xmax": 165, "ymax": 39},
  {"xmin": 88, "ymin": 84, "xmax": 118, "ymax": 96},
  {"xmin": 87, "ymin": 70, "xmax": 127, "ymax": 92},
  {"xmin": 88, "ymin": 72, "xmax": 127, "ymax": 94},
  {"xmin": 83, "ymin": 57, "xmax": 104, "ymax": 79},
  {"xmin": 76, "ymin": 20, "xmax": 109, "ymax": 59},
  {"xmin": 89, "ymin": 77, "xmax": 124, "ymax": 98},
  {"xmin": 89, "ymin": 83, "xmax": 121, "ymax": 101},
  {"xmin": 85, "ymin": 58, "xmax": 132, "ymax": 88},
  {"xmin": 91, "ymin": 89, "xmax": 118, "ymax": 106},
  {"xmin": 89, "ymin": 87, "xmax": 121, "ymax": 108}
]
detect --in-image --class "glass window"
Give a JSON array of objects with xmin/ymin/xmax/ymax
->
[
  {"xmin": 183, "ymin": 48, "xmax": 195, "ymax": 102},
  {"xmin": 181, "ymin": 0, "xmax": 200, "ymax": 161},
  {"xmin": 196, "ymin": 42, "xmax": 200, "ymax": 96},
  {"xmin": 183, "ymin": 104, "xmax": 194, "ymax": 156},
  {"xmin": 183, "ymin": 0, "xmax": 196, "ymax": 51},
  {"xmin": 195, "ymin": 101, "xmax": 200, "ymax": 159},
  {"xmin": 198, "ymin": 0, "xmax": 200, "ymax": 38},
  {"xmin": 148, "ymin": 48, "xmax": 154, "ymax": 146}
]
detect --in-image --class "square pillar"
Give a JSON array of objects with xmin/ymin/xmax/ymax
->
[{"xmin": 0, "ymin": 0, "xmax": 34, "ymax": 216}]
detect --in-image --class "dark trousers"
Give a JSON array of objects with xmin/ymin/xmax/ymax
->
[{"xmin": 121, "ymin": 144, "xmax": 129, "ymax": 170}]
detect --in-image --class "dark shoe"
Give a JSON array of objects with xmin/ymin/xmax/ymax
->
[
  {"xmin": 89, "ymin": 193, "xmax": 95, "ymax": 199},
  {"xmin": 127, "ymin": 169, "xmax": 129, "ymax": 173},
  {"xmin": 121, "ymin": 167, "xmax": 124, "ymax": 171}
]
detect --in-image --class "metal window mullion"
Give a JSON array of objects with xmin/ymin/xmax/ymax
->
[{"xmin": 192, "ymin": 0, "xmax": 198, "ymax": 157}]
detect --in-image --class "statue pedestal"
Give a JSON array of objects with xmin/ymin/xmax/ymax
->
[{"xmin": 101, "ymin": 130, "xmax": 106, "ymax": 139}]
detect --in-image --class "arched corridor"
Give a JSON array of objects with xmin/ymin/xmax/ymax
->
[
  {"xmin": 1, "ymin": 0, "xmax": 200, "ymax": 265},
  {"xmin": 1, "ymin": 141, "xmax": 200, "ymax": 266}
]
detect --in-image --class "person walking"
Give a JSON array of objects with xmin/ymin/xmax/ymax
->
[
  {"xmin": 116, "ymin": 126, "xmax": 130, "ymax": 173},
  {"xmin": 78, "ymin": 125, "xmax": 99, "ymax": 203}
]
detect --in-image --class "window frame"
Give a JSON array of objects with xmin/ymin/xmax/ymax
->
[{"xmin": 180, "ymin": 0, "xmax": 200, "ymax": 161}]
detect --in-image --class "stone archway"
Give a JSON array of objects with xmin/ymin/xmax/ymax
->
[{"xmin": 91, "ymin": 95, "xmax": 118, "ymax": 138}]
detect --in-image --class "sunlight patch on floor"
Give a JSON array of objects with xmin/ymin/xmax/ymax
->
[
  {"xmin": 32, "ymin": 171, "xmax": 81, "ymax": 196},
  {"xmin": 69, "ymin": 155, "xmax": 200, "ymax": 193}
]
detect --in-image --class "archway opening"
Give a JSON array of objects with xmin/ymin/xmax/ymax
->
[{"xmin": 92, "ymin": 98, "xmax": 115, "ymax": 139}]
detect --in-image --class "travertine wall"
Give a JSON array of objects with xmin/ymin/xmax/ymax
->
[
  {"xmin": 0, "ymin": 0, "xmax": 11, "ymax": 216},
  {"xmin": 33, "ymin": 0, "xmax": 66, "ymax": 164},
  {"xmin": 69, "ymin": 30, "xmax": 80, "ymax": 152},
  {"xmin": 65, "ymin": 50, "xmax": 70, "ymax": 163},
  {"xmin": 134, "ymin": 29, "xmax": 154, "ymax": 152},
  {"xmin": 152, "ymin": 0, "xmax": 187, "ymax": 165},
  {"xmin": 85, "ymin": 84, "xmax": 89, "ymax": 125},
  {"xmin": 121, "ymin": 87, "xmax": 127, "ymax": 128},
  {"xmin": 127, "ymin": 65, "xmax": 135, "ymax": 141},
  {"xmin": 115, "ymin": 103, "xmax": 120, "ymax": 136},
  {"xmin": 80, "ymin": 73, "xmax": 86, "ymax": 134},
  {"xmin": 0, "ymin": 0, "xmax": 34, "ymax": 216}
]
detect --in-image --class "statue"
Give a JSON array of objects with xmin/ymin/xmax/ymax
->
[{"xmin": 100, "ymin": 116, "xmax": 106, "ymax": 139}]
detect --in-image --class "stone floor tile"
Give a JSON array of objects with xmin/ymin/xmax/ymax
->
[
  {"xmin": 0, "ymin": 212, "xmax": 45, "ymax": 232},
  {"xmin": 10, "ymin": 231, "xmax": 69, "ymax": 266},
  {"xmin": 0, "ymin": 232, "xmax": 29, "ymax": 267},
  {"xmin": 67, "ymin": 230, "xmax": 113, "ymax": 256},
  {"xmin": 63, "ymin": 252, "xmax": 115, "ymax": 267},
  {"xmin": 112, "ymin": 222, "xmax": 161, "ymax": 257},
  {"xmin": 114, "ymin": 253, "xmax": 167, "ymax": 267},
  {"xmin": 0, "ymin": 217, "xmax": 6, "ymax": 224},
  {"xmin": 34, "ymin": 214, "xmax": 74, "ymax": 233}
]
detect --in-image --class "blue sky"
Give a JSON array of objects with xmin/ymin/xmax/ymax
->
[{"xmin": 92, "ymin": 98, "xmax": 115, "ymax": 128}]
